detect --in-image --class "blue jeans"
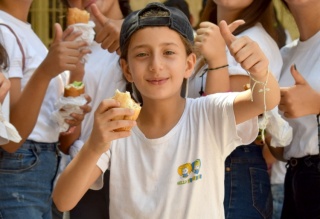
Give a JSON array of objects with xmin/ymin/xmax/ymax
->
[
  {"xmin": 224, "ymin": 144, "xmax": 273, "ymax": 219},
  {"xmin": 0, "ymin": 140, "xmax": 60, "ymax": 219},
  {"xmin": 271, "ymin": 184, "xmax": 284, "ymax": 219},
  {"xmin": 281, "ymin": 155, "xmax": 320, "ymax": 219}
]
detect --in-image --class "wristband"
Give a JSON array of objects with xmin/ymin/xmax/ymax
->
[{"xmin": 205, "ymin": 64, "xmax": 229, "ymax": 72}]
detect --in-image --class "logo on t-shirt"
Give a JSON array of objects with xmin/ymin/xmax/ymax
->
[{"xmin": 177, "ymin": 159, "xmax": 202, "ymax": 185}]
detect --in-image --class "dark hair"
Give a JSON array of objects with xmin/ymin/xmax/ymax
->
[
  {"xmin": 119, "ymin": 0, "xmax": 132, "ymax": 17},
  {"xmin": 0, "ymin": 43, "xmax": 9, "ymax": 71},
  {"xmin": 120, "ymin": 7, "xmax": 194, "ymax": 60},
  {"xmin": 163, "ymin": 0, "xmax": 191, "ymax": 22},
  {"xmin": 199, "ymin": 0, "xmax": 285, "ymax": 48}
]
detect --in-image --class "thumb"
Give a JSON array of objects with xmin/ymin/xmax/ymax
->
[
  {"xmin": 219, "ymin": 20, "xmax": 237, "ymax": 47},
  {"xmin": 53, "ymin": 23, "xmax": 63, "ymax": 44},
  {"xmin": 90, "ymin": 3, "xmax": 109, "ymax": 26},
  {"xmin": 291, "ymin": 64, "xmax": 307, "ymax": 85},
  {"xmin": 228, "ymin": 19, "xmax": 245, "ymax": 34}
]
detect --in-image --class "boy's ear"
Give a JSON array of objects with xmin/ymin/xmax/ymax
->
[
  {"xmin": 184, "ymin": 53, "xmax": 197, "ymax": 78},
  {"xmin": 120, "ymin": 59, "xmax": 134, "ymax": 82}
]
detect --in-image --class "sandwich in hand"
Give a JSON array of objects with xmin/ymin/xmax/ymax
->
[
  {"xmin": 67, "ymin": 8, "xmax": 90, "ymax": 26},
  {"xmin": 112, "ymin": 89, "xmax": 141, "ymax": 131},
  {"xmin": 64, "ymin": 81, "xmax": 85, "ymax": 97}
]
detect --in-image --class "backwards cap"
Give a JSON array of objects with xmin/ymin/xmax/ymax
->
[{"xmin": 119, "ymin": 2, "xmax": 194, "ymax": 53}]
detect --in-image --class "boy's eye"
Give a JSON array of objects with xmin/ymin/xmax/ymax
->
[
  {"xmin": 164, "ymin": 50, "xmax": 175, "ymax": 55},
  {"xmin": 136, "ymin": 52, "xmax": 148, "ymax": 57}
]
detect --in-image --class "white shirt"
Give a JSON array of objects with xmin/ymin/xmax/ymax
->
[
  {"xmin": 279, "ymin": 31, "xmax": 320, "ymax": 160},
  {"xmin": 94, "ymin": 93, "xmax": 258, "ymax": 219},
  {"xmin": 0, "ymin": 10, "xmax": 64, "ymax": 142}
]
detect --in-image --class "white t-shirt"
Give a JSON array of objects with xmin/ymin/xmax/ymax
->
[
  {"xmin": 0, "ymin": 11, "xmax": 64, "ymax": 142},
  {"xmin": 188, "ymin": 23, "xmax": 282, "ymax": 98},
  {"xmin": 94, "ymin": 93, "xmax": 258, "ymax": 219},
  {"xmin": 68, "ymin": 42, "xmax": 126, "ymax": 157},
  {"xmin": 279, "ymin": 31, "xmax": 320, "ymax": 160}
]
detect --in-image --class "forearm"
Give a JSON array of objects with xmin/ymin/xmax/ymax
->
[
  {"xmin": 250, "ymin": 70, "xmax": 280, "ymax": 112},
  {"xmin": 53, "ymin": 143, "xmax": 103, "ymax": 212},
  {"xmin": 205, "ymin": 58, "xmax": 230, "ymax": 94},
  {"xmin": 234, "ymin": 71, "xmax": 280, "ymax": 124},
  {"xmin": 3, "ymin": 68, "xmax": 52, "ymax": 152}
]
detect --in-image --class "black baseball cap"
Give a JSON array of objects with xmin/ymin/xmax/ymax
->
[{"xmin": 119, "ymin": 2, "xmax": 194, "ymax": 53}]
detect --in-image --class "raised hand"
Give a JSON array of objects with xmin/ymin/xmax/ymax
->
[
  {"xmin": 38, "ymin": 23, "xmax": 91, "ymax": 79},
  {"xmin": 279, "ymin": 65, "xmax": 320, "ymax": 118},
  {"xmin": 89, "ymin": 3, "xmax": 123, "ymax": 54},
  {"xmin": 219, "ymin": 20, "xmax": 269, "ymax": 79},
  {"xmin": 195, "ymin": 20, "xmax": 244, "ymax": 64}
]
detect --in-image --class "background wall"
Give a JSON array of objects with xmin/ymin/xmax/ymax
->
[{"xmin": 29, "ymin": 0, "xmax": 298, "ymax": 47}]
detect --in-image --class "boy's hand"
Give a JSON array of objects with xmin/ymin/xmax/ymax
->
[
  {"xmin": 89, "ymin": 3, "xmax": 123, "ymax": 54},
  {"xmin": 219, "ymin": 20, "xmax": 269, "ymax": 79},
  {"xmin": 279, "ymin": 65, "xmax": 320, "ymax": 118},
  {"xmin": 87, "ymin": 99, "xmax": 136, "ymax": 154}
]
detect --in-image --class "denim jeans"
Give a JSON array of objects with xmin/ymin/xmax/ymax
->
[
  {"xmin": 224, "ymin": 143, "xmax": 273, "ymax": 219},
  {"xmin": 281, "ymin": 155, "xmax": 320, "ymax": 219},
  {"xmin": 271, "ymin": 184, "xmax": 284, "ymax": 219},
  {"xmin": 0, "ymin": 140, "xmax": 60, "ymax": 219}
]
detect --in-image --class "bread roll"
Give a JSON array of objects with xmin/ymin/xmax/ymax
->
[
  {"xmin": 64, "ymin": 81, "xmax": 85, "ymax": 97},
  {"xmin": 112, "ymin": 89, "xmax": 141, "ymax": 131},
  {"xmin": 67, "ymin": 8, "xmax": 90, "ymax": 26}
]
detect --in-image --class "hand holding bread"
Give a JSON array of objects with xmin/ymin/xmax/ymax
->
[{"xmin": 111, "ymin": 89, "xmax": 141, "ymax": 131}]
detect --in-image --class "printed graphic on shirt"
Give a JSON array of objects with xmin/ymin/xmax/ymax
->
[{"xmin": 177, "ymin": 159, "xmax": 202, "ymax": 185}]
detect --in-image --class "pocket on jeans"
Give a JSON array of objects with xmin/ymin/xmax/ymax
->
[
  {"xmin": 0, "ymin": 148, "xmax": 39, "ymax": 173},
  {"xmin": 250, "ymin": 167, "xmax": 273, "ymax": 218}
]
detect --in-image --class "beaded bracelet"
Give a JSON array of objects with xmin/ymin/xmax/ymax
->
[{"xmin": 205, "ymin": 64, "xmax": 229, "ymax": 72}]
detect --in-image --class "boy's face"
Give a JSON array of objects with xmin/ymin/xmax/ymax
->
[{"xmin": 121, "ymin": 27, "xmax": 196, "ymax": 101}]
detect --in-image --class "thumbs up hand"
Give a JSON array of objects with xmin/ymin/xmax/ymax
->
[
  {"xmin": 279, "ymin": 65, "xmax": 320, "ymax": 118},
  {"xmin": 39, "ymin": 23, "xmax": 91, "ymax": 79},
  {"xmin": 195, "ymin": 20, "xmax": 244, "ymax": 65},
  {"xmin": 90, "ymin": 3, "xmax": 123, "ymax": 54},
  {"xmin": 219, "ymin": 20, "xmax": 269, "ymax": 79}
]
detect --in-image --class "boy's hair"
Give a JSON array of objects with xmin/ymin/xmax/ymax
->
[{"xmin": 119, "ymin": 2, "xmax": 194, "ymax": 57}]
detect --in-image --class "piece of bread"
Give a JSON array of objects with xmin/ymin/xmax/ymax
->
[
  {"xmin": 64, "ymin": 81, "xmax": 85, "ymax": 97},
  {"xmin": 112, "ymin": 89, "xmax": 141, "ymax": 131},
  {"xmin": 67, "ymin": 8, "xmax": 90, "ymax": 26}
]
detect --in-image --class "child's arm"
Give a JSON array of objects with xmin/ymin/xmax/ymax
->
[
  {"xmin": 195, "ymin": 20, "xmax": 245, "ymax": 94},
  {"xmin": 219, "ymin": 20, "xmax": 280, "ymax": 124},
  {"xmin": 53, "ymin": 98, "xmax": 137, "ymax": 211},
  {"xmin": 2, "ymin": 24, "xmax": 91, "ymax": 153},
  {"xmin": 279, "ymin": 65, "xmax": 320, "ymax": 118}
]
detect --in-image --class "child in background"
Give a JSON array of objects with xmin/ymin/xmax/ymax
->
[
  {"xmin": 276, "ymin": 0, "xmax": 320, "ymax": 218},
  {"xmin": 0, "ymin": 0, "xmax": 91, "ymax": 218},
  {"xmin": 53, "ymin": 2, "xmax": 280, "ymax": 218}
]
